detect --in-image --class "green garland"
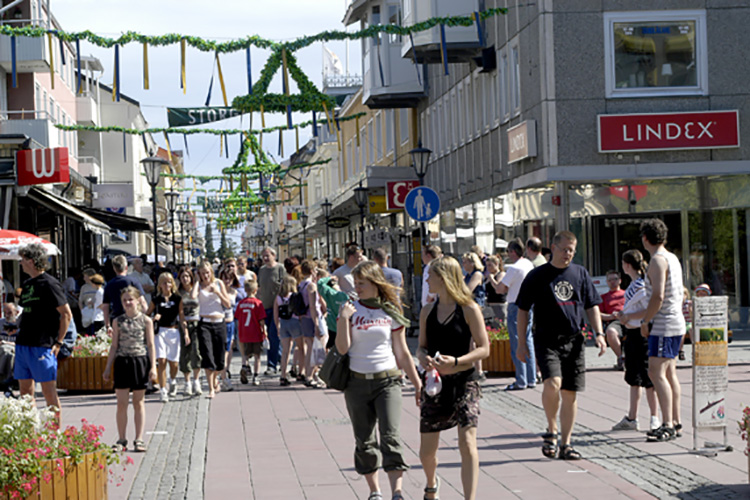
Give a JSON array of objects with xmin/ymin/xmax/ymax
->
[
  {"xmin": 54, "ymin": 112, "xmax": 364, "ymax": 136},
  {"xmin": 0, "ymin": 8, "xmax": 507, "ymax": 53},
  {"xmin": 232, "ymin": 49, "xmax": 334, "ymax": 113}
]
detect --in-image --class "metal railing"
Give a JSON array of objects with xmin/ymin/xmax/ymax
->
[{"xmin": 323, "ymin": 74, "xmax": 363, "ymax": 88}]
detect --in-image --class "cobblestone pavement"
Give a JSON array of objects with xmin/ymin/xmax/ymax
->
[
  {"xmin": 480, "ymin": 387, "xmax": 738, "ymax": 500},
  {"xmin": 127, "ymin": 391, "xmax": 209, "ymax": 500}
]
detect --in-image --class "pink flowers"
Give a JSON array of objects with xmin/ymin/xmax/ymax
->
[{"xmin": 739, "ymin": 405, "xmax": 750, "ymax": 456}]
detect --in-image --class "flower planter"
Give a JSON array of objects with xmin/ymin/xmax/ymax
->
[
  {"xmin": 484, "ymin": 339, "xmax": 515, "ymax": 375},
  {"xmin": 0, "ymin": 451, "xmax": 108, "ymax": 500},
  {"xmin": 57, "ymin": 356, "xmax": 113, "ymax": 392}
]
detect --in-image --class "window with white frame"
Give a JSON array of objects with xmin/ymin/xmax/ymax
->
[
  {"xmin": 347, "ymin": 140, "xmax": 353, "ymax": 179},
  {"xmin": 385, "ymin": 109, "xmax": 393, "ymax": 154},
  {"xmin": 457, "ymin": 81, "xmax": 465, "ymax": 145},
  {"xmin": 400, "ymin": 108, "xmax": 409, "ymax": 144},
  {"xmin": 375, "ymin": 113, "xmax": 383, "ymax": 160},
  {"xmin": 604, "ymin": 10, "xmax": 707, "ymax": 98},
  {"xmin": 450, "ymin": 89, "xmax": 457, "ymax": 150},
  {"xmin": 436, "ymin": 100, "xmax": 444, "ymax": 156},
  {"xmin": 511, "ymin": 45, "xmax": 521, "ymax": 114},
  {"xmin": 35, "ymin": 83, "xmax": 42, "ymax": 113},
  {"xmin": 472, "ymin": 72, "xmax": 481, "ymax": 137},
  {"xmin": 367, "ymin": 121, "xmax": 373, "ymax": 165},
  {"xmin": 499, "ymin": 50, "xmax": 509, "ymax": 121}
]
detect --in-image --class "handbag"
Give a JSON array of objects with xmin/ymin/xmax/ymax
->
[{"xmin": 318, "ymin": 346, "xmax": 350, "ymax": 391}]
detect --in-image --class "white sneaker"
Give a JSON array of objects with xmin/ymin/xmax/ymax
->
[
  {"xmin": 650, "ymin": 416, "xmax": 660, "ymax": 431},
  {"xmin": 184, "ymin": 380, "xmax": 193, "ymax": 396},
  {"xmin": 160, "ymin": 387, "xmax": 169, "ymax": 403},
  {"xmin": 169, "ymin": 380, "xmax": 178, "ymax": 397},
  {"xmin": 252, "ymin": 375, "xmax": 260, "ymax": 386},
  {"xmin": 193, "ymin": 379, "xmax": 202, "ymax": 395},
  {"xmin": 611, "ymin": 416, "xmax": 638, "ymax": 431}
]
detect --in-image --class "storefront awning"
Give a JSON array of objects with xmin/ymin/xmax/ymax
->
[
  {"xmin": 27, "ymin": 188, "xmax": 110, "ymax": 235},
  {"xmin": 78, "ymin": 207, "xmax": 151, "ymax": 233}
]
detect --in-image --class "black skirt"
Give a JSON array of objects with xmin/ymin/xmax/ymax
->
[{"xmin": 113, "ymin": 355, "xmax": 150, "ymax": 391}]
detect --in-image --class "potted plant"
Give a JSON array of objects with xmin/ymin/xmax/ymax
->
[
  {"xmin": 0, "ymin": 396, "xmax": 131, "ymax": 499},
  {"xmin": 739, "ymin": 405, "xmax": 750, "ymax": 483},
  {"xmin": 57, "ymin": 330, "xmax": 114, "ymax": 392},
  {"xmin": 484, "ymin": 321, "xmax": 515, "ymax": 374}
]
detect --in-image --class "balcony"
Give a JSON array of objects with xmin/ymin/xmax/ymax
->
[
  {"xmin": 344, "ymin": 0, "xmax": 426, "ymax": 109},
  {"xmin": 0, "ymin": 34, "xmax": 50, "ymax": 73},
  {"xmin": 0, "ymin": 111, "xmax": 56, "ymax": 148},
  {"xmin": 76, "ymin": 92, "xmax": 99, "ymax": 126},
  {"xmin": 77, "ymin": 155, "xmax": 101, "ymax": 179},
  {"xmin": 401, "ymin": 0, "xmax": 484, "ymax": 64}
]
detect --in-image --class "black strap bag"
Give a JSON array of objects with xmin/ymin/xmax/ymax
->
[{"xmin": 318, "ymin": 346, "xmax": 350, "ymax": 391}]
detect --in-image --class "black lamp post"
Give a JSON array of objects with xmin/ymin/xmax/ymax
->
[
  {"xmin": 409, "ymin": 141, "xmax": 433, "ymax": 244},
  {"xmin": 177, "ymin": 209, "xmax": 187, "ymax": 264},
  {"xmin": 164, "ymin": 191, "xmax": 179, "ymax": 263},
  {"xmin": 141, "ymin": 155, "xmax": 169, "ymax": 264},
  {"xmin": 410, "ymin": 140, "xmax": 432, "ymax": 186},
  {"xmin": 300, "ymin": 212, "xmax": 309, "ymax": 259},
  {"xmin": 354, "ymin": 181, "xmax": 368, "ymax": 249},
  {"xmin": 321, "ymin": 198, "xmax": 332, "ymax": 263}
]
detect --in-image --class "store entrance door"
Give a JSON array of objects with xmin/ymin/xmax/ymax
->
[{"xmin": 591, "ymin": 213, "xmax": 683, "ymax": 279}]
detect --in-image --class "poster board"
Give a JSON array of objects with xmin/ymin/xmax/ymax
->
[{"xmin": 692, "ymin": 296, "xmax": 728, "ymax": 429}]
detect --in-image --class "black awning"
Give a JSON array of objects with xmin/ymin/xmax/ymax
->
[{"xmin": 79, "ymin": 207, "xmax": 151, "ymax": 232}]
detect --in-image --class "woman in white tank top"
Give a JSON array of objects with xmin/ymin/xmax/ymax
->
[{"xmin": 192, "ymin": 262, "xmax": 232, "ymax": 398}]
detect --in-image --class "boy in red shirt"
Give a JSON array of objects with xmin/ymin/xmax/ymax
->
[{"xmin": 235, "ymin": 280, "xmax": 267, "ymax": 386}]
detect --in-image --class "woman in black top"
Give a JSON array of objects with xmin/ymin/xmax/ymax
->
[
  {"xmin": 146, "ymin": 273, "xmax": 186, "ymax": 402},
  {"xmin": 484, "ymin": 255, "xmax": 507, "ymax": 322},
  {"xmin": 417, "ymin": 256, "xmax": 489, "ymax": 500}
]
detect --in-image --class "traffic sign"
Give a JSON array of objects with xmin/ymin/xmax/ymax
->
[
  {"xmin": 404, "ymin": 186, "xmax": 440, "ymax": 222},
  {"xmin": 386, "ymin": 180, "xmax": 419, "ymax": 210},
  {"xmin": 191, "ymin": 248, "xmax": 202, "ymax": 257}
]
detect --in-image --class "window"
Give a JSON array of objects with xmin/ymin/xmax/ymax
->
[
  {"xmin": 457, "ymin": 82, "xmax": 465, "ymax": 145},
  {"xmin": 388, "ymin": 4, "xmax": 401, "ymax": 44},
  {"xmin": 450, "ymin": 89, "xmax": 457, "ymax": 150},
  {"xmin": 436, "ymin": 100, "xmax": 444, "ymax": 156},
  {"xmin": 385, "ymin": 110, "xmax": 393, "ymax": 154},
  {"xmin": 473, "ymin": 73, "xmax": 481, "ymax": 136},
  {"xmin": 35, "ymin": 83, "xmax": 42, "ymax": 114},
  {"xmin": 400, "ymin": 108, "xmax": 409, "ymax": 144},
  {"xmin": 367, "ymin": 121, "xmax": 373, "ymax": 165},
  {"xmin": 511, "ymin": 45, "xmax": 521, "ymax": 114},
  {"xmin": 375, "ymin": 113, "xmax": 382, "ymax": 160},
  {"xmin": 604, "ymin": 10, "xmax": 708, "ymax": 97},
  {"xmin": 499, "ymin": 50, "xmax": 509, "ymax": 121}
]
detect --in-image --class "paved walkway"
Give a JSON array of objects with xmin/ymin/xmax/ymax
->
[{"xmin": 54, "ymin": 335, "xmax": 750, "ymax": 499}]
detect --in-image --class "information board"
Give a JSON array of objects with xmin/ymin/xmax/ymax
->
[{"xmin": 692, "ymin": 296, "xmax": 729, "ymax": 429}]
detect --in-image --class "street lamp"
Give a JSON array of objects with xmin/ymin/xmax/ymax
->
[
  {"xmin": 354, "ymin": 182, "xmax": 368, "ymax": 249},
  {"xmin": 321, "ymin": 198, "xmax": 332, "ymax": 264},
  {"xmin": 141, "ymin": 155, "xmax": 169, "ymax": 264},
  {"xmin": 409, "ymin": 140, "xmax": 432, "ymax": 185},
  {"xmin": 177, "ymin": 208, "xmax": 187, "ymax": 264},
  {"xmin": 300, "ymin": 212, "xmax": 309, "ymax": 259},
  {"xmin": 164, "ymin": 191, "xmax": 179, "ymax": 263}
]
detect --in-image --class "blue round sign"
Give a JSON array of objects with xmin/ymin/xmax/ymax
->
[
  {"xmin": 404, "ymin": 186, "xmax": 440, "ymax": 222},
  {"xmin": 191, "ymin": 248, "xmax": 202, "ymax": 257}
]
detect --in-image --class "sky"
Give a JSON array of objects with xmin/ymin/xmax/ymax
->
[{"xmin": 53, "ymin": 0, "xmax": 361, "ymax": 244}]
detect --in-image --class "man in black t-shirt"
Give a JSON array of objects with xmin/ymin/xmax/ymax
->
[
  {"xmin": 515, "ymin": 231, "xmax": 606, "ymax": 461},
  {"xmin": 15, "ymin": 244, "xmax": 72, "ymax": 426}
]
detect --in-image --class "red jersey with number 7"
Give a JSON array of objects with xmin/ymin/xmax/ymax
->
[{"xmin": 235, "ymin": 296, "xmax": 267, "ymax": 343}]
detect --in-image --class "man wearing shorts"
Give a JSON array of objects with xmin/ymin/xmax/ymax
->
[
  {"xmin": 639, "ymin": 218, "xmax": 686, "ymax": 442},
  {"xmin": 15, "ymin": 244, "xmax": 73, "ymax": 427},
  {"xmin": 515, "ymin": 231, "xmax": 606, "ymax": 460},
  {"xmin": 600, "ymin": 270, "xmax": 626, "ymax": 370}
]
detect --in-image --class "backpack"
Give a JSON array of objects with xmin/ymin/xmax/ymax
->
[
  {"xmin": 278, "ymin": 297, "xmax": 294, "ymax": 320},
  {"xmin": 289, "ymin": 282, "xmax": 309, "ymax": 316}
]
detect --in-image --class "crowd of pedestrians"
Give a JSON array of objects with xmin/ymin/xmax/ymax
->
[{"xmin": 0, "ymin": 216, "xmax": 705, "ymax": 498}]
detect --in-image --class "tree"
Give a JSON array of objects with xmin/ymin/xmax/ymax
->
[
  {"xmin": 218, "ymin": 230, "xmax": 229, "ymax": 260},
  {"xmin": 204, "ymin": 222, "xmax": 216, "ymax": 260}
]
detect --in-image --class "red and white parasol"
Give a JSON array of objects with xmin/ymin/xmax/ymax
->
[{"xmin": 0, "ymin": 229, "xmax": 61, "ymax": 259}]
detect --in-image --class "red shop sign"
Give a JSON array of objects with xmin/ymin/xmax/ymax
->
[
  {"xmin": 386, "ymin": 180, "xmax": 420, "ymax": 211},
  {"xmin": 598, "ymin": 111, "xmax": 739, "ymax": 153},
  {"xmin": 16, "ymin": 147, "xmax": 70, "ymax": 186}
]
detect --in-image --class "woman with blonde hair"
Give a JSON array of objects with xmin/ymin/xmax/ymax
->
[
  {"xmin": 484, "ymin": 255, "xmax": 507, "ymax": 322},
  {"xmin": 337, "ymin": 260, "xmax": 421, "ymax": 500},
  {"xmin": 461, "ymin": 252, "xmax": 486, "ymax": 307},
  {"xmin": 417, "ymin": 256, "xmax": 489, "ymax": 500},
  {"xmin": 146, "ymin": 272, "xmax": 186, "ymax": 402},
  {"xmin": 191, "ymin": 261, "xmax": 232, "ymax": 398}
]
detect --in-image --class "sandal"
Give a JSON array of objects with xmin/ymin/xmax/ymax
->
[
  {"xmin": 541, "ymin": 432, "xmax": 558, "ymax": 459},
  {"xmin": 367, "ymin": 493, "xmax": 383, "ymax": 500},
  {"xmin": 112, "ymin": 439, "xmax": 127, "ymax": 452},
  {"xmin": 674, "ymin": 423, "xmax": 683, "ymax": 438},
  {"xmin": 423, "ymin": 476, "xmax": 439, "ymax": 500},
  {"xmin": 647, "ymin": 424, "xmax": 676, "ymax": 442},
  {"xmin": 558, "ymin": 444, "xmax": 582, "ymax": 460},
  {"xmin": 133, "ymin": 439, "xmax": 147, "ymax": 453}
]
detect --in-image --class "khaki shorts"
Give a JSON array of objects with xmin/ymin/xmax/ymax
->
[{"xmin": 240, "ymin": 341, "xmax": 262, "ymax": 357}]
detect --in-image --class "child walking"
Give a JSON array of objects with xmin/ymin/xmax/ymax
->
[
  {"xmin": 103, "ymin": 286, "xmax": 156, "ymax": 453},
  {"xmin": 235, "ymin": 280, "xmax": 266, "ymax": 386}
]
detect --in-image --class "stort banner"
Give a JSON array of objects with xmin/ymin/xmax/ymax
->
[{"xmin": 167, "ymin": 107, "xmax": 243, "ymax": 127}]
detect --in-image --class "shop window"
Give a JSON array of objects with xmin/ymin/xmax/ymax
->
[{"xmin": 604, "ymin": 10, "xmax": 708, "ymax": 98}]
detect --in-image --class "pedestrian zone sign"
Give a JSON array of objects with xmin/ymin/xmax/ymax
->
[{"xmin": 404, "ymin": 187, "xmax": 440, "ymax": 222}]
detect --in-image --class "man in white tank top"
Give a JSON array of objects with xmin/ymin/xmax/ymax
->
[{"xmin": 639, "ymin": 219, "xmax": 685, "ymax": 442}]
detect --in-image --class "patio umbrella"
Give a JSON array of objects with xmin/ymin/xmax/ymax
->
[{"xmin": 0, "ymin": 229, "xmax": 61, "ymax": 259}]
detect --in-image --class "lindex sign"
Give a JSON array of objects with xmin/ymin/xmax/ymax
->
[
  {"xmin": 327, "ymin": 216, "xmax": 350, "ymax": 229},
  {"xmin": 598, "ymin": 110, "xmax": 739, "ymax": 153}
]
